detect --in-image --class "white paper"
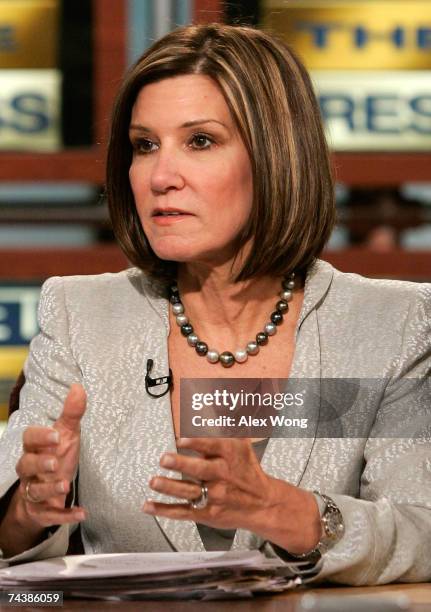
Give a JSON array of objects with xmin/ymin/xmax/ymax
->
[
  {"xmin": 0, "ymin": 550, "xmax": 322, "ymax": 600},
  {"xmin": 0, "ymin": 550, "xmax": 275, "ymax": 584}
]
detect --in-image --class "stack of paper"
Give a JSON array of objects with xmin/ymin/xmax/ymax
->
[{"xmin": 0, "ymin": 550, "xmax": 320, "ymax": 600}]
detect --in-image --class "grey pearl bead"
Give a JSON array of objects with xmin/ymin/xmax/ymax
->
[
  {"xmin": 265, "ymin": 322, "xmax": 277, "ymax": 336},
  {"xmin": 206, "ymin": 349, "xmax": 219, "ymax": 363},
  {"xmin": 196, "ymin": 342, "xmax": 208, "ymax": 356},
  {"xmin": 270, "ymin": 311, "xmax": 283, "ymax": 326},
  {"xmin": 219, "ymin": 351, "xmax": 235, "ymax": 367},
  {"xmin": 172, "ymin": 302, "xmax": 184, "ymax": 315},
  {"xmin": 280, "ymin": 289, "xmax": 293, "ymax": 302},
  {"xmin": 276, "ymin": 299, "xmax": 289, "ymax": 313},
  {"xmin": 176, "ymin": 314, "xmax": 188, "ymax": 326},
  {"xmin": 234, "ymin": 349, "xmax": 248, "ymax": 363},
  {"xmin": 256, "ymin": 331, "xmax": 268, "ymax": 346},
  {"xmin": 181, "ymin": 323, "xmax": 193, "ymax": 336},
  {"xmin": 246, "ymin": 341, "xmax": 259, "ymax": 355},
  {"xmin": 286, "ymin": 279, "xmax": 295, "ymax": 290},
  {"xmin": 187, "ymin": 333, "xmax": 199, "ymax": 347}
]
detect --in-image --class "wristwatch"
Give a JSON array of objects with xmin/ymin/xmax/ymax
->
[
  {"xmin": 312, "ymin": 491, "xmax": 345, "ymax": 554},
  {"xmin": 272, "ymin": 491, "xmax": 345, "ymax": 564}
]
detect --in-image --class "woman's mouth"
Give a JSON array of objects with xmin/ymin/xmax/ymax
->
[{"xmin": 152, "ymin": 209, "xmax": 193, "ymax": 224}]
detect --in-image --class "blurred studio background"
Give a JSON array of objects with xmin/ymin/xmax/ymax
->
[{"xmin": 0, "ymin": 0, "xmax": 430, "ymax": 431}]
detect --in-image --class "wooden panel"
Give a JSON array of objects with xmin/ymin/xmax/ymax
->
[
  {"xmin": 93, "ymin": 0, "xmax": 127, "ymax": 146},
  {"xmin": 323, "ymin": 248, "xmax": 431, "ymax": 280},
  {"xmin": 0, "ymin": 246, "xmax": 128, "ymax": 280},
  {"xmin": 193, "ymin": 0, "xmax": 224, "ymax": 23},
  {"xmin": 332, "ymin": 153, "xmax": 431, "ymax": 186},
  {"xmin": 0, "ymin": 247, "xmax": 428, "ymax": 282},
  {"xmin": 0, "ymin": 149, "xmax": 104, "ymax": 182}
]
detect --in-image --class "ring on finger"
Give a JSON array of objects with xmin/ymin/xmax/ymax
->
[
  {"xmin": 25, "ymin": 480, "xmax": 41, "ymax": 504},
  {"xmin": 190, "ymin": 483, "xmax": 208, "ymax": 510}
]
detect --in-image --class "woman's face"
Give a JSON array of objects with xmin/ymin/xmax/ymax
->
[{"xmin": 128, "ymin": 74, "xmax": 253, "ymax": 267}]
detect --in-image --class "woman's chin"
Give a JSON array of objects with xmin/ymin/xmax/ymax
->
[
  {"xmin": 147, "ymin": 236, "xmax": 193, "ymax": 262},
  {"xmin": 151, "ymin": 245, "xmax": 197, "ymax": 263},
  {"xmin": 149, "ymin": 237, "xmax": 238, "ymax": 267}
]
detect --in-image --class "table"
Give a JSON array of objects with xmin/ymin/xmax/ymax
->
[{"xmin": 1, "ymin": 583, "xmax": 430, "ymax": 611}]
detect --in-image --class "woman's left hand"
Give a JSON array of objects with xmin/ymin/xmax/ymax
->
[{"xmin": 142, "ymin": 437, "xmax": 321, "ymax": 554}]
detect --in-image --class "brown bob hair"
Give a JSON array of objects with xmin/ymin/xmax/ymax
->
[{"xmin": 107, "ymin": 23, "xmax": 335, "ymax": 282}]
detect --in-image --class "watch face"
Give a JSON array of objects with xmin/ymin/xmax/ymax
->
[
  {"xmin": 319, "ymin": 496, "xmax": 345, "ymax": 550},
  {"xmin": 324, "ymin": 512, "xmax": 342, "ymax": 540}
]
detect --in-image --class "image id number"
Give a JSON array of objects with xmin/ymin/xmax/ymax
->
[{"xmin": 0, "ymin": 590, "xmax": 63, "ymax": 606}]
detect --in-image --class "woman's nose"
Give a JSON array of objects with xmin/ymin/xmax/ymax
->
[{"xmin": 150, "ymin": 151, "xmax": 185, "ymax": 193}]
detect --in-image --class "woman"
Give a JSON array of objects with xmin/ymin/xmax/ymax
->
[{"xmin": 0, "ymin": 24, "xmax": 430, "ymax": 585}]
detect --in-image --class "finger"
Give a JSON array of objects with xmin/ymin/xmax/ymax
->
[
  {"xmin": 143, "ymin": 500, "xmax": 193, "ymax": 521},
  {"xmin": 177, "ymin": 437, "xmax": 251, "ymax": 459},
  {"xmin": 25, "ymin": 504, "xmax": 87, "ymax": 527},
  {"xmin": 149, "ymin": 476, "xmax": 202, "ymax": 501},
  {"xmin": 160, "ymin": 452, "xmax": 226, "ymax": 481},
  {"xmin": 55, "ymin": 384, "xmax": 87, "ymax": 433},
  {"xmin": 16, "ymin": 453, "xmax": 58, "ymax": 479},
  {"xmin": 23, "ymin": 427, "xmax": 60, "ymax": 453},
  {"xmin": 143, "ymin": 500, "xmax": 241, "ymax": 530},
  {"xmin": 21, "ymin": 479, "xmax": 70, "ymax": 503}
]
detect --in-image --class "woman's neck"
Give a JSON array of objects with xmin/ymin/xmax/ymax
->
[{"xmin": 175, "ymin": 262, "xmax": 293, "ymax": 350}]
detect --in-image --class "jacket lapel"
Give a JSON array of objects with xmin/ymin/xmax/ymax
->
[{"xmin": 233, "ymin": 260, "xmax": 334, "ymax": 550}]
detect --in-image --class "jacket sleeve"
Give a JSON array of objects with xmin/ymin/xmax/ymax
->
[
  {"xmin": 316, "ymin": 282, "xmax": 431, "ymax": 585},
  {"xmin": 0, "ymin": 277, "xmax": 82, "ymax": 565}
]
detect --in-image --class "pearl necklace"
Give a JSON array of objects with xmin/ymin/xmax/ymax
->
[{"xmin": 169, "ymin": 273, "xmax": 295, "ymax": 368}]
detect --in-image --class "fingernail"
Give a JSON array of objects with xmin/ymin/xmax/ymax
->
[
  {"xmin": 55, "ymin": 481, "xmax": 65, "ymax": 494},
  {"xmin": 177, "ymin": 438, "xmax": 190, "ymax": 447},
  {"xmin": 143, "ymin": 501, "xmax": 155, "ymax": 514},
  {"xmin": 75, "ymin": 511, "xmax": 86, "ymax": 521},
  {"xmin": 151, "ymin": 478, "xmax": 161, "ymax": 489},
  {"xmin": 160, "ymin": 454, "xmax": 175, "ymax": 468},
  {"xmin": 48, "ymin": 431, "xmax": 60, "ymax": 444},
  {"xmin": 44, "ymin": 458, "xmax": 56, "ymax": 471}
]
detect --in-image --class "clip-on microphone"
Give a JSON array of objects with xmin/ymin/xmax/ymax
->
[{"xmin": 145, "ymin": 359, "xmax": 173, "ymax": 398}]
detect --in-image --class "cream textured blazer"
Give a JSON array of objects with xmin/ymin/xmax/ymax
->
[{"xmin": 1, "ymin": 260, "xmax": 430, "ymax": 585}]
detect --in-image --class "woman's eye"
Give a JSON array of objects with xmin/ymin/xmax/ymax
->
[
  {"xmin": 133, "ymin": 139, "xmax": 158, "ymax": 154},
  {"xmin": 190, "ymin": 134, "xmax": 214, "ymax": 150}
]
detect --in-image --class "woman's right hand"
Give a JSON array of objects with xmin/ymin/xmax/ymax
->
[{"xmin": 15, "ymin": 383, "xmax": 88, "ymax": 528}]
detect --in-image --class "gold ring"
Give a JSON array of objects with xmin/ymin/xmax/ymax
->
[{"xmin": 25, "ymin": 480, "xmax": 41, "ymax": 504}]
